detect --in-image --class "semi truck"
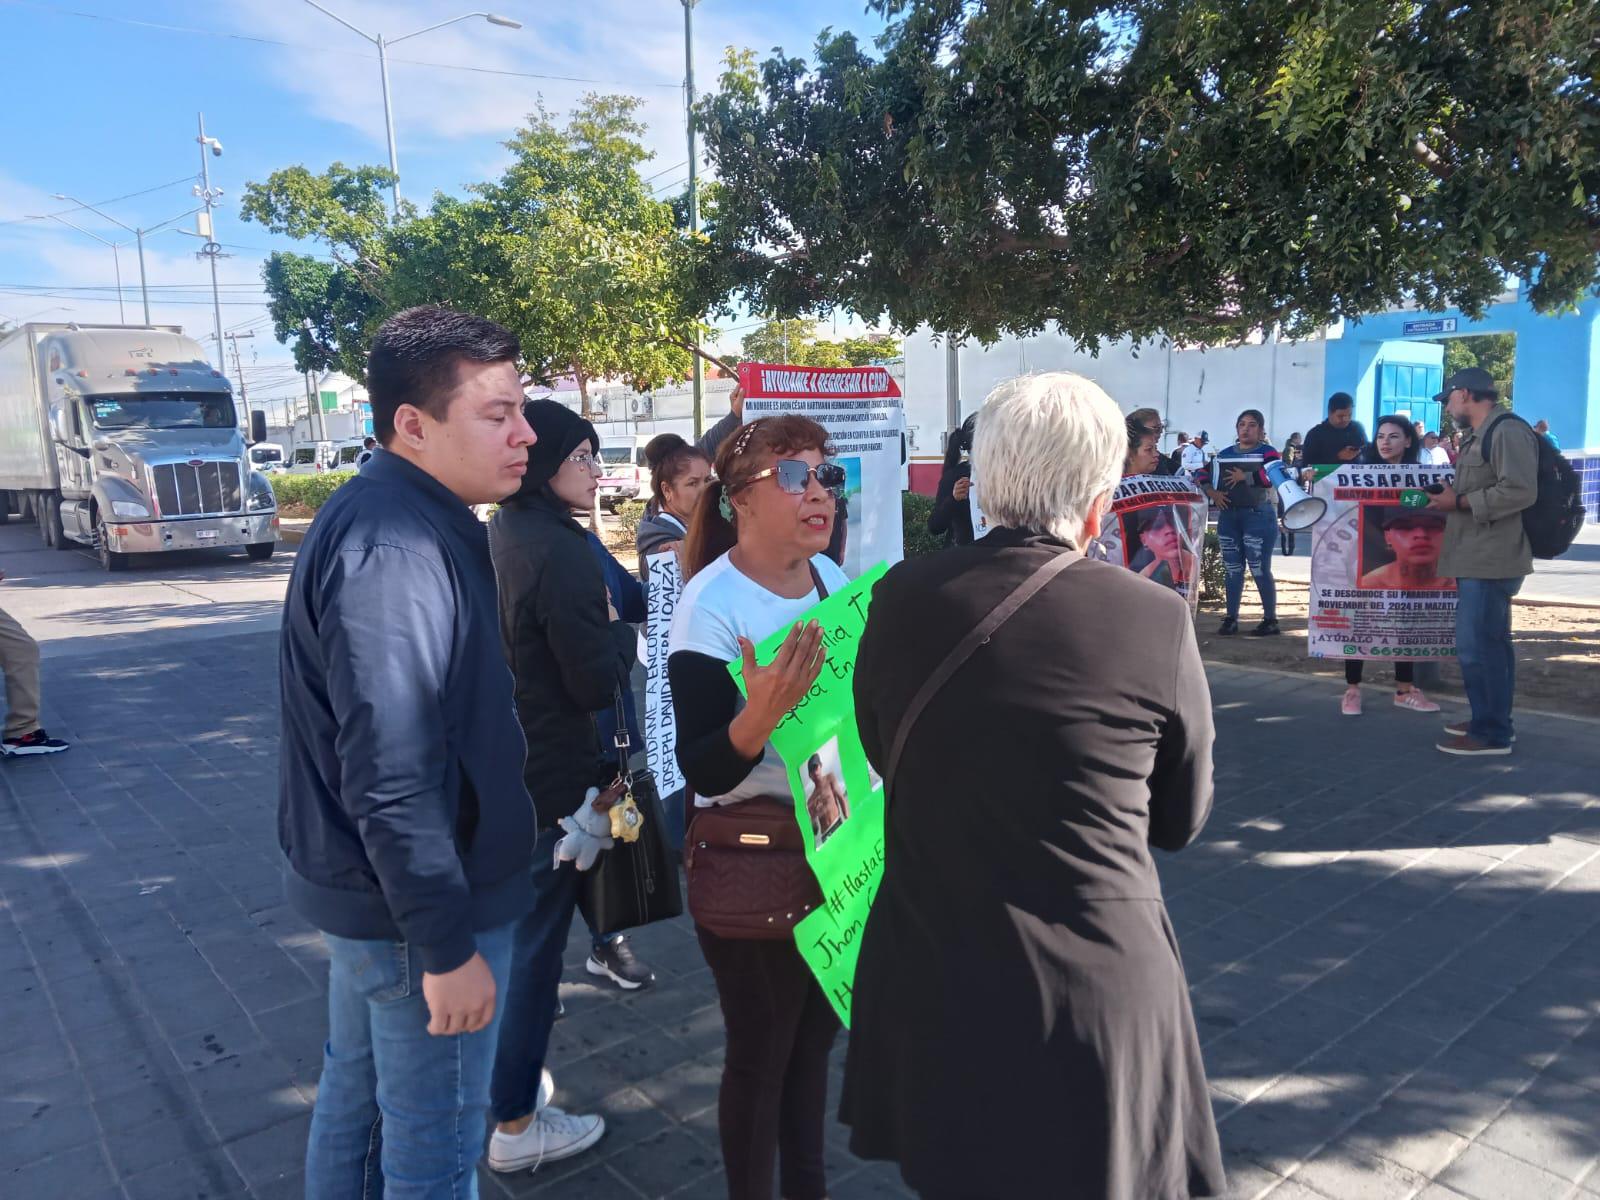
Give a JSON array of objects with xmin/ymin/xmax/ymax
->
[{"xmin": 0, "ymin": 322, "xmax": 279, "ymax": 570}]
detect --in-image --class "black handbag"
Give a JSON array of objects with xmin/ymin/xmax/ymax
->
[{"xmin": 577, "ymin": 691, "xmax": 684, "ymax": 938}]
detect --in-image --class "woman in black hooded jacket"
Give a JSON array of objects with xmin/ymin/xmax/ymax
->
[{"xmin": 484, "ymin": 399, "xmax": 638, "ymax": 1169}]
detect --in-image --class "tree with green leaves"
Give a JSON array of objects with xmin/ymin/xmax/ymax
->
[
  {"xmin": 736, "ymin": 318, "xmax": 901, "ymax": 366},
  {"xmin": 1442, "ymin": 332, "xmax": 1516, "ymax": 407},
  {"xmin": 242, "ymin": 96, "xmax": 706, "ymax": 417},
  {"xmin": 696, "ymin": 1, "xmax": 1600, "ymax": 349}
]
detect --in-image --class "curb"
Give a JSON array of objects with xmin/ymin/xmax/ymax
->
[{"xmin": 1200, "ymin": 657, "xmax": 1600, "ymax": 728}]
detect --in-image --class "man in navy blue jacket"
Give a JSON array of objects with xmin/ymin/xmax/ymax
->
[{"xmin": 278, "ymin": 306, "xmax": 537, "ymax": 1197}]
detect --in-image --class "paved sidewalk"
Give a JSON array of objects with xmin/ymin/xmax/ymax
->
[{"xmin": 1, "ymin": 633, "xmax": 1596, "ymax": 1199}]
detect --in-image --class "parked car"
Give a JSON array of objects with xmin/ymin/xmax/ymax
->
[{"xmin": 598, "ymin": 435, "xmax": 652, "ymax": 510}]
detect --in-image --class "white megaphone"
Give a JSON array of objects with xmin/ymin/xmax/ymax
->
[{"xmin": 1266, "ymin": 459, "xmax": 1327, "ymax": 530}]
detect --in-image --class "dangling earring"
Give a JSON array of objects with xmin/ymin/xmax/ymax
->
[{"xmin": 718, "ymin": 492, "xmax": 735, "ymax": 521}]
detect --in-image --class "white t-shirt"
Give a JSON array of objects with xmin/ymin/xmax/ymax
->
[
  {"xmin": 1179, "ymin": 443, "xmax": 1207, "ymax": 474},
  {"xmin": 668, "ymin": 550, "xmax": 849, "ymax": 806},
  {"xmin": 1423, "ymin": 445, "xmax": 1452, "ymax": 467}
]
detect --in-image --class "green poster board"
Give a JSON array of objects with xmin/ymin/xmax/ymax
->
[
  {"xmin": 320, "ymin": 390, "xmax": 338, "ymax": 413},
  {"xmin": 730, "ymin": 563, "xmax": 888, "ymax": 1026}
]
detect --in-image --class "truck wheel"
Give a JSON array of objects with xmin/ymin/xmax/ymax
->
[
  {"xmin": 246, "ymin": 542, "xmax": 275, "ymax": 562},
  {"xmin": 94, "ymin": 516, "xmax": 129, "ymax": 572},
  {"xmin": 37, "ymin": 492, "xmax": 66, "ymax": 549}
]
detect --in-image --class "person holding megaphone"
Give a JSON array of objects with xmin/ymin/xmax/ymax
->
[{"xmin": 1204, "ymin": 409, "xmax": 1284, "ymax": 637}]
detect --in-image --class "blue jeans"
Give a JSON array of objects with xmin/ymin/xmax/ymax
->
[
  {"xmin": 306, "ymin": 923, "xmax": 515, "ymax": 1200},
  {"xmin": 1217, "ymin": 505, "xmax": 1278, "ymax": 621},
  {"xmin": 1455, "ymin": 577, "xmax": 1523, "ymax": 747},
  {"xmin": 491, "ymin": 839, "xmax": 580, "ymax": 1123}
]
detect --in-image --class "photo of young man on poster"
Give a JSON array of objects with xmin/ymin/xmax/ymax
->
[
  {"xmin": 806, "ymin": 740, "xmax": 851, "ymax": 849},
  {"xmin": 1125, "ymin": 506, "xmax": 1197, "ymax": 594},
  {"xmin": 1358, "ymin": 506, "xmax": 1455, "ymax": 591}
]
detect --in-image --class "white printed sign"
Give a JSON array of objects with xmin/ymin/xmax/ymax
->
[{"xmin": 643, "ymin": 553, "xmax": 685, "ymax": 797}]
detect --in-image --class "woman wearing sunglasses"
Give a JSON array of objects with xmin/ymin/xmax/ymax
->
[{"xmin": 668, "ymin": 415, "xmax": 847, "ymax": 1200}]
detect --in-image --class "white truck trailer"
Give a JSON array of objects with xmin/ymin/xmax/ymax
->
[{"xmin": 0, "ymin": 322, "xmax": 278, "ymax": 570}]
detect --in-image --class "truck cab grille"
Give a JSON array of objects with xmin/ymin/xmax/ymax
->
[{"xmin": 152, "ymin": 462, "xmax": 242, "ymax": 517}]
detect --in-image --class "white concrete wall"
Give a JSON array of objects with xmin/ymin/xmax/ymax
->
[{"xmin": 904, "ymin": 327, "xmax": 1331, "ymax": 461}]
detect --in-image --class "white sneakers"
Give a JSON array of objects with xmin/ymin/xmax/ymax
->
[{"xmin": 487, "ymin": 1069, "xmax": 605, "ymax": 1173}]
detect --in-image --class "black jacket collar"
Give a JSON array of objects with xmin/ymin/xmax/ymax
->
[{"xmin": 362, "ymin": 448, "xmax": 484, "ymax": 539}]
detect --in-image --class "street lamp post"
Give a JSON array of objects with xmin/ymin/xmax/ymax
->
[
  {"xmin": 196, "ymin": 113, "xmax": 227, "ymax": 369},
  {"xmin": 43, "ymin": 215, "xmax": 127, "ymax": 323},
  {"xmin": 53, "ymin": 194, "xmax": 151, "ymax": 323},
  {"xmin": 683, "ymin": 0, "xmax": 704, "ymax": 436},
  {"xmin": 299, "ymin": 2, "xmax": 522, "ymax": 217},
  {"xmin": 52, "ymin": 196, "xmax": 207, "ymax": 328}
]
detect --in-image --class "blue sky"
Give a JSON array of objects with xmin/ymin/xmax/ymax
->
[{"xmin": 0, "ymin": 0, "xmax": 886, "ymax": 413}]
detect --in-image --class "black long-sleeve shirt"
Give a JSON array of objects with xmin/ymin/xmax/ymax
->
[
  {"xmin": 928, "ymin": 460, "xmax": 974, "ymax": 545},
  {"xmin": 1301, "ymin": 419, "xmax": 1368, "ymax": 467}
]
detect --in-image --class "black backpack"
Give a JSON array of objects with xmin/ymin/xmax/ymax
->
[{"xmin": 1477, "ymin": 413, "xmax": 1586, "ymax": 559}]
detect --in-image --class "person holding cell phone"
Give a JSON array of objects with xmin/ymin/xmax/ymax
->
[{"xmin": 1204, "ymin": 408, "xmax": 1283, "ymax": 636}]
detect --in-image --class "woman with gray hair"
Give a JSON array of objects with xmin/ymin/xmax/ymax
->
[{"xmin": 840, "ymin": 373, "xmax": 1225, "ymax": 1199}]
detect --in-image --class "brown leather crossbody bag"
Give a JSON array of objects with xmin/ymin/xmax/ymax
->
[{"xmin": 683, "ymin": 563, "xmax": 830, "ymax": 940}]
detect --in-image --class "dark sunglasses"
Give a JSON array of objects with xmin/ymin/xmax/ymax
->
[{"xmin": 742, "ymin": 459, "xmax": 847, "ymax": 495}]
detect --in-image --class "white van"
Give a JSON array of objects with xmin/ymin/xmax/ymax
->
[
  {"xmin": 598, "ymin": 435, "xmax": 653, "ymax": 510},
  {"xmin": 249, "ymin": 442, "xmax": 288, "ymax": 474},
  {"xmin": 286, "ymin": 442, "xmax": 332, "ymax": 475},
  {"xmin": 330, "ymin": 439, "xmax": 369, "ymax": 470}
]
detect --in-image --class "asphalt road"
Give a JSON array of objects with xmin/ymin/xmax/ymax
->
[{"xmin": 0, "ymin": 520, "xmax": 294, "ymax": 662}]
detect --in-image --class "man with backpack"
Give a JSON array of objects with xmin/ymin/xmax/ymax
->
[{"xmin": 1426, "ymin": 367, "xmax": 1541, "ymax": 756}]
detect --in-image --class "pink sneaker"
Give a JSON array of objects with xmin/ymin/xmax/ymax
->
[
  {"xmin": 1395, "ymin": 689, "xmax": 1441, "ymax": 713},
  {"xmin": 1341, "ymin": 686, "xmax": 1362, "ymax": 717}
]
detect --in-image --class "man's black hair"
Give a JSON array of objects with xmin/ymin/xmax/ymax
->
[
  {"xmin": 1327, "ymin": 392, "xmax": 1355, "ymax": 413},
  {"xmin": 366, "ymin": 306, "xmax": 521, "ymax": 445}
]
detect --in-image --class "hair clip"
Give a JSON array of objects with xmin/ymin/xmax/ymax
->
[
  {"xmin": 718, "ymin": 492, "xmax": 735, "ymax": 521},
  {"xmin": 731, "ymin": 421, "xmax": 761, "ymax": 457}
]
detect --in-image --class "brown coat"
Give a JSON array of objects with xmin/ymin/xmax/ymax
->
[{"xmin": 840, "ymin": 528, "xmax": 1225, "ymax": 1200}]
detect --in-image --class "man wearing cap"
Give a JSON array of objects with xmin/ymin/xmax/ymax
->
[
  {"xmin": 1179, "ymin": 431, "xmax": 1208, "ymax": 476},
  {"xmin": 1425, "ymin": 366, "xmax": 1540, "ymax": 757},
  {"xmin": 1359, "ymin": 508, "xmax": 1451, "ymax": 590},
  {"xmin": 1300, "ymin": 392, "xmax": 1368, "ymax": 481}
]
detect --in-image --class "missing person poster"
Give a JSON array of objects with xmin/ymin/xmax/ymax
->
[
  {"xmin": 1089, "ymin": 474, "xmax": 1208, "ymax": 612},
  {"xmin": 730, "ymin": 563, "xmax": 890, "ymax": 1026},
  {"xmin": 1307, "ymin": 464, "xmax": 1458, "ymax": 660},
  {"xmin": 643, "ymin": 553, "xmax": 685, "ymax": 798},
  {"xmin": 737, "ymin": 364, "xmax": 905, "ymax": 577},
  {"xmin": 969, "ymin": 476, "xmax": 994, "ymax": 540}
]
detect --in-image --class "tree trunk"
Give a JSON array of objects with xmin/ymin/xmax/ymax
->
[
  {"xmin": 575, "ymin": 362, "xmax": 591, "ymax": 421},
  {"xmin": 573, "ymin": 361, "xmax": 604, "ymax": 532}
]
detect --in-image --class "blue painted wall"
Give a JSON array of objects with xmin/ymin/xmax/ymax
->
[{"xmin": 1325, "ymin": 294, "xmax": 1600, "ymax": 451}]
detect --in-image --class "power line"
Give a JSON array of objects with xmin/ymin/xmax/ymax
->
[
  {"xmin": 0, "ymin": 287, "xmax": 270, "ymax": 308},
  {"xmin": 2, "ymin": 1, "xmax": 682, "ymax": 89},
  {"xmin": 641, "ymin": 160, "xmax": 690, "ymax": 185},
  {"xmin": 0, "ymin": 174, "xmax": 197, "ymax": 227}
]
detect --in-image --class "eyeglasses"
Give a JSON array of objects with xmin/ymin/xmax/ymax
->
[
  {"xmin": 565, "ymin": 450, "xmax": 602, "ymax": 471},
  {"xmin": 741, "ymin": 459, "xmax": 847, "ymax": 495}
]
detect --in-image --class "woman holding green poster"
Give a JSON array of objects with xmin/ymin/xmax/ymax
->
[
  {"xmin": 668, "ymin": 414, "xmax": 848, "ymax": 1200},
  {"xmin": 841, "ymin": 372, "xmax": 1225, "ymax": 1200}
]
